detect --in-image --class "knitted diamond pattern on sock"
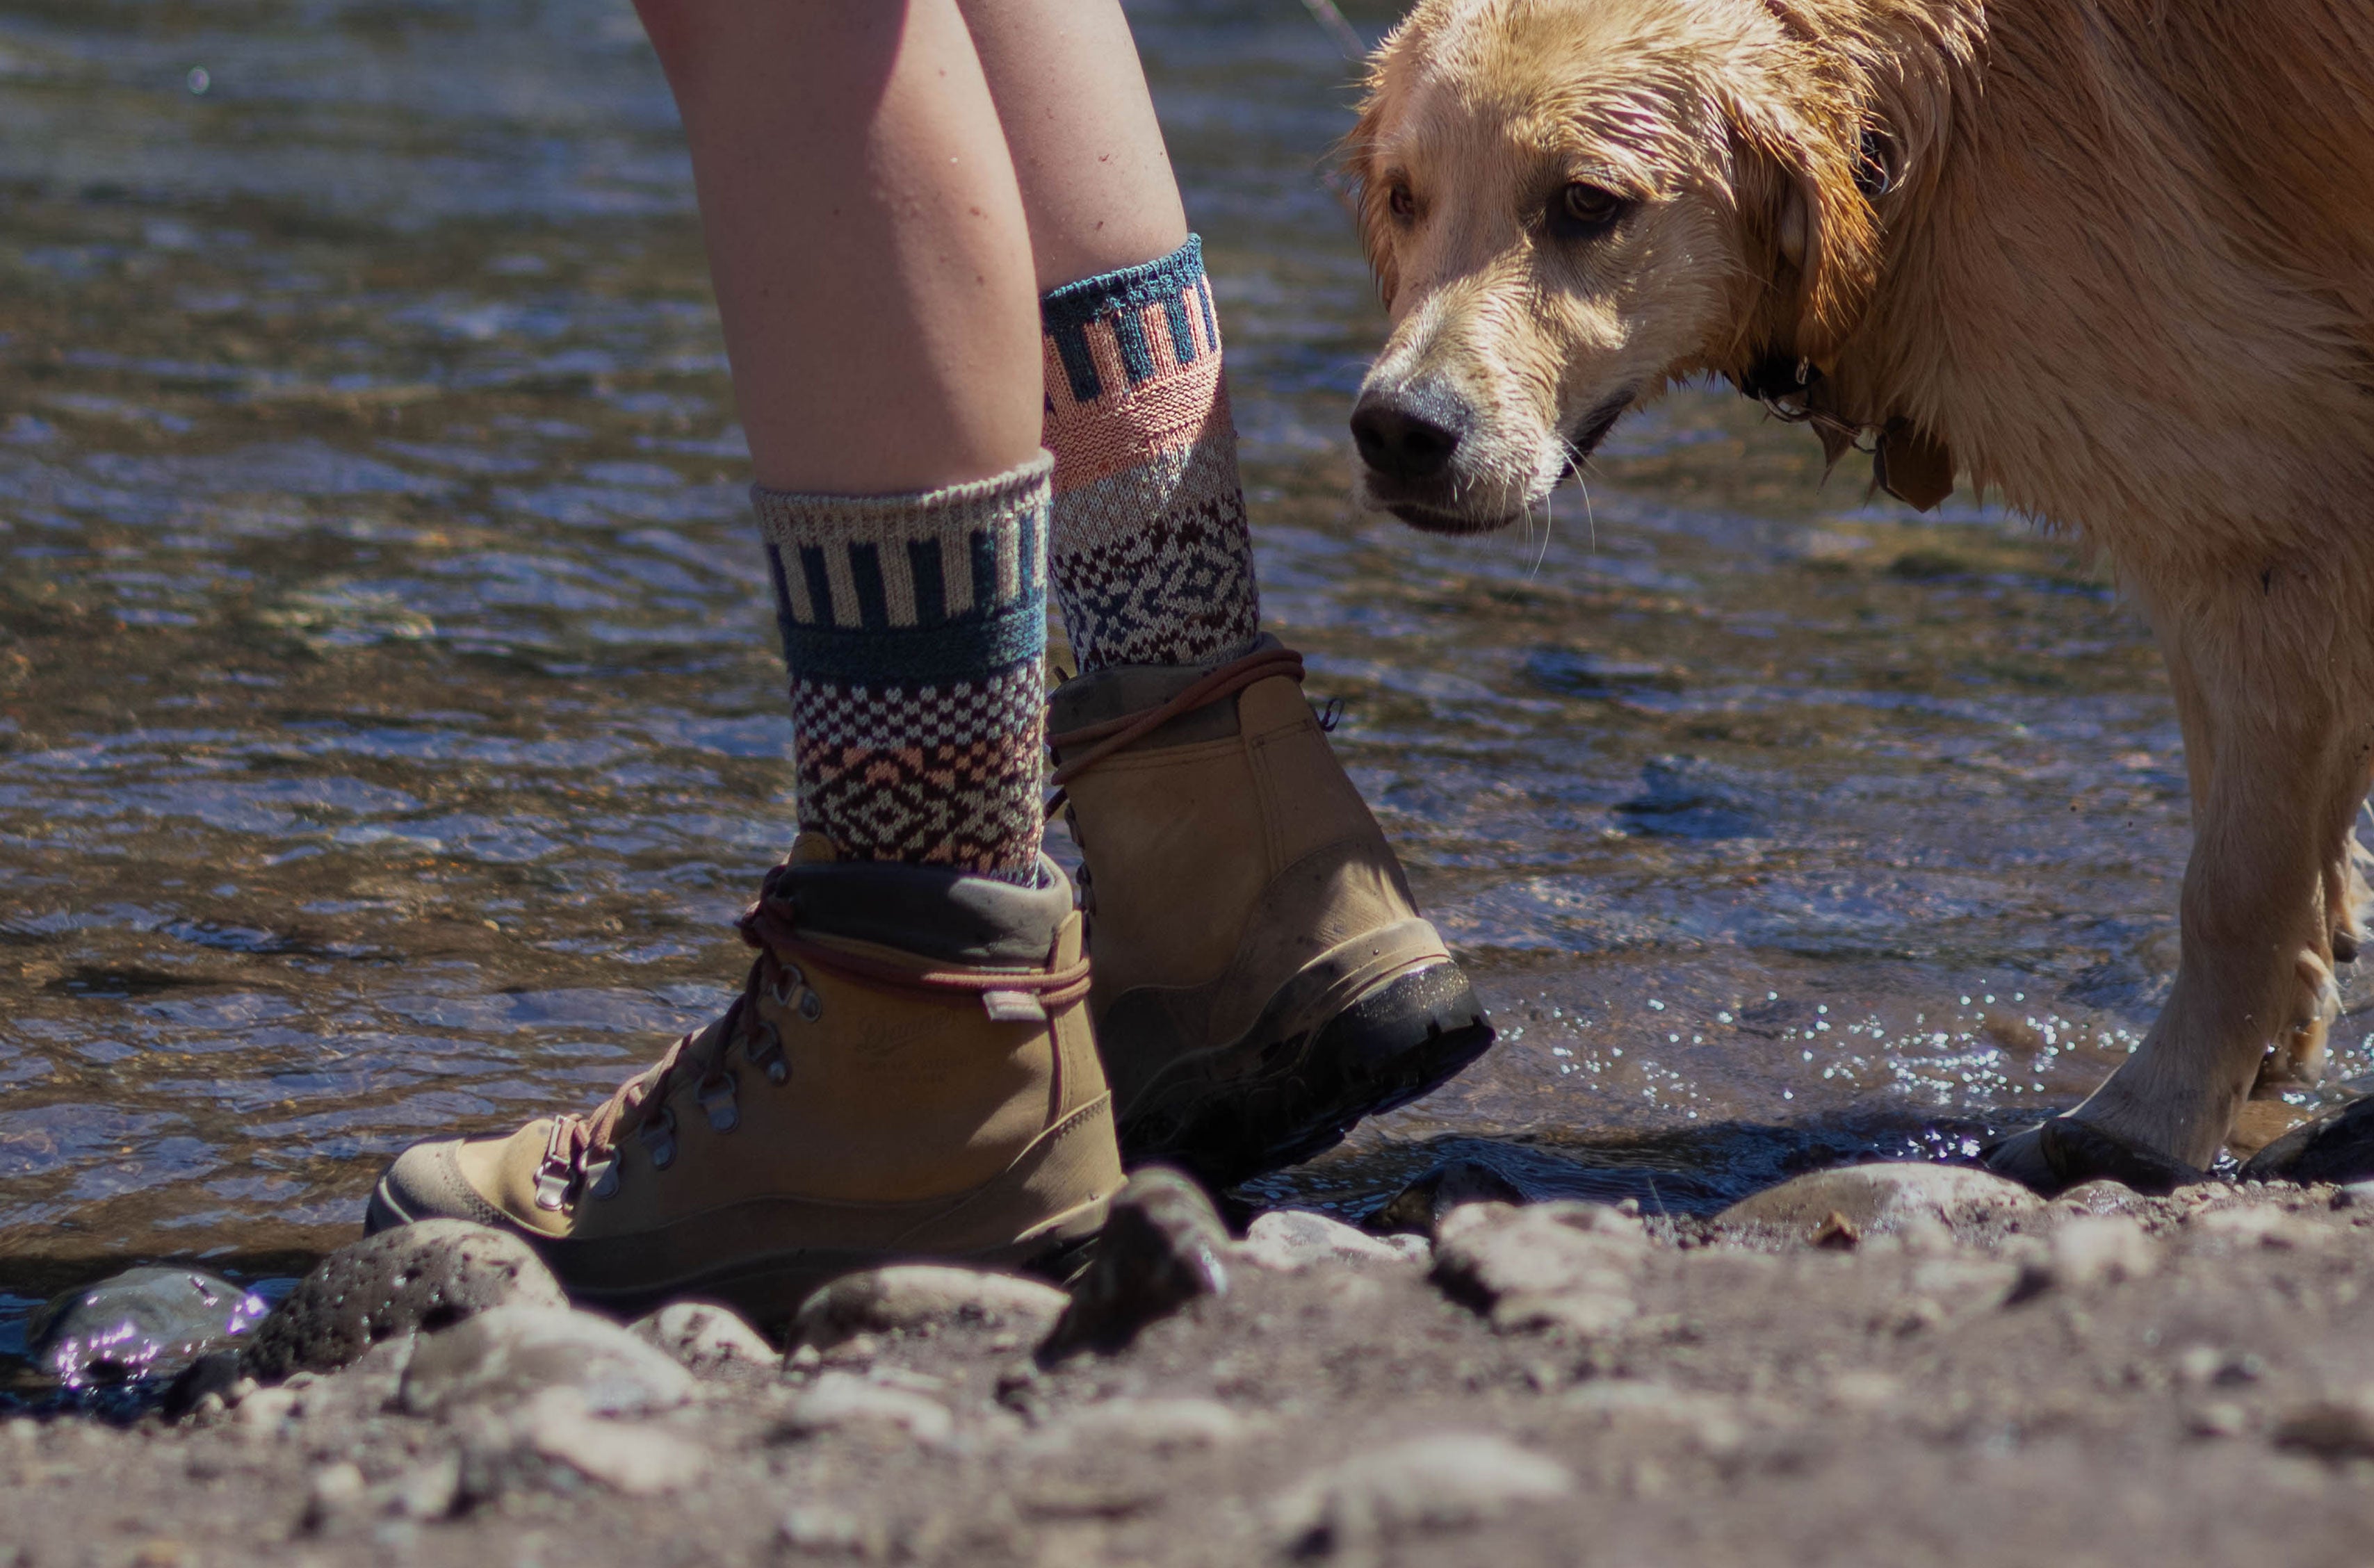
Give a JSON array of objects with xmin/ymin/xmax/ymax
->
[
  {"xmin": 1041, "ymin": 234, "xmax": 1260, "ymax": 672},
  {"xmin": 751, "ymin": 455, "xmax": 1050, "ymax": 880}
]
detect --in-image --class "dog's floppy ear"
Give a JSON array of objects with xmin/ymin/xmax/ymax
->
[
  {"xmin": 1342, "ymin": 81, "xmax": 1401, "ymax": 312},
  {"xmin": 1727, "ymin": 95, "xmax": 1883, "ymax": 367}
]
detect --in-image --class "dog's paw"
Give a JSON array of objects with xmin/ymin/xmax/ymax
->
[
  {"xmin": 1978, "ymin": 1124, "xmax": 2062, "ymax": 1196},
  {"xmin": 1982, "ymin": 1117, "xmax": 2206, "ymax": 1198},
  {"xmin": 2238, "ymin": 1093, "xmax": 2374, "ymax": 1185}
]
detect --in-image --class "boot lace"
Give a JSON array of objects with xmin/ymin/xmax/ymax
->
[
  {"xmin": 531, "ymin": 860, "xmax": 1093, "ymax": 1211},
  {"xmin": 1043, "ymin": 642, "xmax": 1307, "ymax": 817}
]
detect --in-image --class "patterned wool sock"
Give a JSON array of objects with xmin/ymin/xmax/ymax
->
[
  {"xmin": 751, "ymin": 455, "xmax": 1050, "ymax": 881},
  {"xmin": 1041, "ymin": 234, "xmax": 1262, "ymax": 672}
]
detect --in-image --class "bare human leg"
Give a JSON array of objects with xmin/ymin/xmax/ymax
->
[
  {"xmin": 954, "ymin": 1, "xmax": 1499, "ymax": 1184},
  {"xmin": 366, "ymin": 0, "xmax": 1127, "ymax": 1318}
]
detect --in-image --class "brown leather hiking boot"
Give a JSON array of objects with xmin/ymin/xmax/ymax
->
[
  {"xmin": 366, "ymin": 840, "xmax": 1123, "ymax": 1324},
  {"xmin": 1048, "ymin": 635, "xmax": 1495, "ymax": 1186}
]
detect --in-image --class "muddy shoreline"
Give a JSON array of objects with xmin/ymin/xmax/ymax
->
[{"xmin": 13, "ymin": 1168, "xmax": 2374, "ymax": 1567}]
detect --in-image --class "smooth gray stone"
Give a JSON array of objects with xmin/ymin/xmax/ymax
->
[
  {"xmin": 400, "ymin": 1305, "xmax": 694, "ymax": 1419},
  {"xmin": 1237, "ymin": 1210, "xmax": 1416, "ymax": 1272},
  {"xmin": 1265, "ymin": 1432, "xmax": 1572, "ymax": 1553},
  {"xmin": 1431, "ymin": 1201, "xmax": 1645, "ymax": 1335},
  {"xmin": 630, "ymin": 1300, "xmax": 775, "ymax": 1371},
  {"xmin": 241, "ymin": 1220, "xmax": 566, "ymax": 1381},
  {"xmin": 1716, "ymin": 1163, "xmax": 2042, "ymax": 1239},
  {"xmin": 28, "ymin": 1266, "xmax": 268, "ymax": 1388},
  {"xmin": 776, "ymin": 1371, "xmax": 954, "ymax": 1446},
  {"xmin": 790, "ymin": 1265, "xmax": 1066, "ymax": 1353}
]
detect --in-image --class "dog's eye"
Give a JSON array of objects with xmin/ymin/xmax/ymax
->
[
  {"xmin": 1387, "ymin": 183, "xmax": 1415, "ymax": 220},
  {"xmin": 1550, "ymin": 181, "xmax": 1627, "ymax": 239}
]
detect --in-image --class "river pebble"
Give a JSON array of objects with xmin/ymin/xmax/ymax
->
[
  {"xmin": 399, "ymin": 1305, "xmax": 692, "ymax": 1419},
  {"xmin": 1039, "ymin": 1168, "xmax": 1230, "ymax": 1361},
  {"xmin": 242, "ymin": 1220, "xmax": 565, "ymax": 1381},
  {"xmin": 631, "ymin": 1301, "xmax": 774, "ymax": 1372},
  {"xmin": 1716, "ymin": 1163, "xmax": 2041, "ymax": 1240},
  {"xmin": 1237, "ymin": 1210, "xmax": 1417, "ymax": 1273},
  {"xmin": 28, "ymin": 1268, "xmax": 269, "ymax": 1389},
  {"xmin": 1367, "ymin": 1159, "xmax": 1527, "ymax": 1238},
  {"xmin": 777, "ymin": 1371, "xmax": 954, "ymax": 1446},
  {"xmin": 1431, "ymin": 1202, "xmax": 1645, "ymax": 1335},
  {"xmin": 1265, "ymin": 1432, "xmax": 1573, "ymax": 1555},
  {"xmin": 790, "ymin": 1265, "xmax": 1066, "ymax": 1353}
]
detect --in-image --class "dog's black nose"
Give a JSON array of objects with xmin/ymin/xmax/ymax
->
[{"xmin": 1351, "ymin": 386, "xmax": 1470, "ymax": 485}]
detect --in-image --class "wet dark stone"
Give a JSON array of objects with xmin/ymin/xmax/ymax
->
[
  {"xmin": 1366, "ymin": 1159, "xmax": 1527, "ymax": 1238},
  {"xmin": 26, "ymin": 1266, "xmax": 268, "ymax": 1389},
  {"xmin": 160, "ymin": 1349, "xmax": 244, "ymax": 1419},
  {"xmin": 1613, "ymin": 756, "xmax": 1761, "ymax": 840},
  {"xmin": 1038, "ymin": 1168, "xmax": 1229, "ymax": 1364},
  {"xmin": 241, "ymin": 1220, "xmax": 566, "ymax": 1382},
  {"xmin": 2240, "ymin": 1096, "xmax": 2374, "ymax": 1186}
]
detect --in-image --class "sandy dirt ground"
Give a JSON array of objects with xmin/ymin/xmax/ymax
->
[{"xmin": 12, "ymin": 1169, "xmax": 2374, "ymax": 1568}]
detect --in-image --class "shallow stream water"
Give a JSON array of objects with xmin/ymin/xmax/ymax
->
[{"xmin": 3, "ymin": 0, "xmax": 2364, "ymax": 1361}]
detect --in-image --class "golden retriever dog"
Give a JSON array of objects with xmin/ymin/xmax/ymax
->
[{"xmin": 1344, "ymin": 0, "xmax": 2374, "ymax": 1191}]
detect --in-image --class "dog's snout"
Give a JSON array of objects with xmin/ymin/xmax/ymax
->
[{"xmin": 1351, "ymin": 386, "xmax": 1472, "ymax": 486}]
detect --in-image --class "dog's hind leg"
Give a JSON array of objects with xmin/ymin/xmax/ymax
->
[{"xmin": 1988, "ymin": 575, "xmax": 2374, "ymax": 1190}]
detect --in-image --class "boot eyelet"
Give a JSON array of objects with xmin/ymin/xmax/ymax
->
[
  {"xmin": 745, "ymin": 1018, "xmax": 790, "ymax": 1084},
  {"xmin": 797, "ymin": 989, "xmax": 823, "ymax": 1022},
  {"xmin": 768, "ymin": 963, "xmax": 807, "ymax": 1010},
  {"xmin": 532, "ymin": 1161, "xmax": 574, "ymax": 1212},
  {"xmin": 583, "ymin": 1150, "xmax": 619, "ymax": 1200},
  {"xmin": 697, "ymin": 1071, "xmax": 739, "ymax": 1132},
  {"xmin": 637, "ymin": 1107, "xmax": 678, "ymax": 1170}
]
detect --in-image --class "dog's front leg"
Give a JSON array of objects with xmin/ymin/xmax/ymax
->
[{"xmin": 1990, "ymin": 580, "xmax": 2371, "ymax": 1189}]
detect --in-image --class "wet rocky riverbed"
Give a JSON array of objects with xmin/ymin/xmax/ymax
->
[{"xmin": 4, "ymin": 0, "xmax": 2370, "ymax": 1401}]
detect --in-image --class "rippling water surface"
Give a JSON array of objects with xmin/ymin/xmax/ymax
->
[{"xmin": 3, "ymin": 0, "xmax": 2362, "ymax": 1327}]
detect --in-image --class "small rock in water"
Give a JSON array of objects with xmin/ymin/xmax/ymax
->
[
  {"xmin": 1265, "ymin": 1432, "xmax": 1572, "ymax": 1555},
  {"xmin": 242, "ymin": 1220, "xmax": 565, "ymax": 1381},
  {"xmin": 790, "ymin": 1265, "xmax": 1066, "ymax": 1352},
  {"xmin": 1716, "ymin": 1163, "xmax": 2041, "ymax": 1240},
  {"xmin": 1367, "ymin": 1159, "xmax": 1527, "ymax": 1237},
  {"xmin": 1039, "ymin": 1167, "xmax": 1230, "ymax": 1362},
  {"xmin": 2239, "ymin": 1095, "xmax": 2374, "ymax": 1186},
  {"xmin": 629, "ymin": 1301, "xmax": 774, "ymax": 1372},
  {"xmin": 400, "ymin": 1305, "xmax": 694, "ymax": 1419},
  {"xmin": 776, "ymin": 1370, "xmax": 954, "ymax": 1446},
  {"xmin": 1431, "ymin": 1202, "xmax": 1644, "ymax": 1336},
  {"xmin": 1237, "ymin": 1210, "xmax": 1416, "ymax": 1273},
  {"xmin": 26, "ymin": 1267, "xmax": 269, "ymax": 1389}
]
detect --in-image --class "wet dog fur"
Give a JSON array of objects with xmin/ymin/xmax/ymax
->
[{"xmin": 1344, "ymin": 0, "xmax": 2374, "ymax": 1181}]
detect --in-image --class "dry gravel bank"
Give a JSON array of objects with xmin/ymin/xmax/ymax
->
[{"xmin": 12, "ymin": 1168, "xmax": 2374, "ymax": 1567}]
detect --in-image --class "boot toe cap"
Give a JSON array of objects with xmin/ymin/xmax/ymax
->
[{"xmin": 367, "ymin": 1137, "xmax": 510, "ymax": 1234}]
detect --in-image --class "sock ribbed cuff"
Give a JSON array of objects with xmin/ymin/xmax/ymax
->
[
  {"xmin": 751, "ymin": 454, "xmax": 1050, "ymax": 880},
  {"xmin": 1041, "ymin": 234, "xmax": 1260, "ymax": 672}
]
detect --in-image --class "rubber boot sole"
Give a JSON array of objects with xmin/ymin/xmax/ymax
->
[
  {"xmin": 1114, "ymin": 955, "xmax": 1496, "ymax": 1189},
  {"xmin": 364, "ymin": 1173, "xmax": 1109, "ymax": 1329}
]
